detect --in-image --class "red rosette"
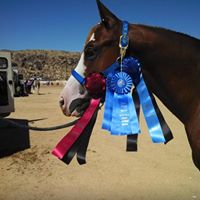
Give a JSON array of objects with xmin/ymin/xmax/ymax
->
[{"xmin": 85, "ymin": 73, "xmax": 106, "ymax": 99}]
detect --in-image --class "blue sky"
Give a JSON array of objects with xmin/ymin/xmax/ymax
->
[{"xmin": 0, "ymin": 0, "xmax": 200, "ymax": 52}]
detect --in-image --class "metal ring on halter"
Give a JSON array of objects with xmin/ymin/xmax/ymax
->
[
  {"xmin": 119, "ymin": 35, "xmax": 129, "ymax": 49},
  {"xmin": 119, "ymin": 21, "xmax": 129, "ymax": 69},
  {"xmin": 119, "ymin": 35, "xmax": 129, "ymax": 60}
]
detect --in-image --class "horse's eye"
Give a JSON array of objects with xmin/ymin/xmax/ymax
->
[{"xmin": 84, "ymin": 45, "xmax": 98, "ymax": 61}]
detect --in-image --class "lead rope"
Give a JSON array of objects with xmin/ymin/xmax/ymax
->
[{"xmin": 0, "ymin": 117, "xmax": 78, "ymax": 131}]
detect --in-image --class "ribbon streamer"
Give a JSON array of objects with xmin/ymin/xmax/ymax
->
[
  {"xmin": 136, "ymin": 77, "xmax": 166, "ymax": 143},
  {"xmin": 62, "ymin": 109, "xmax": 98, "ymax": 165},
  {"xmin": 52, "ymin": 98, "xmax": 100, "ymax": 165},
  {"xmin": 76, "ymin": 110, "xmax": 98, "ymax": 164},
  {"xmin": 101, "ymin": 86, "xmax": 113, "ymax": 131},
  {"xmin": 110, "ymin": 92, "xmax": 140, "ymax": 135},
  {"xmin": 126, "ymin": 88, "xmax": 140, "ymax": 152},
  {"xmin": 146, "ymin": 85, "xmax": 173, "ymax": 143}
]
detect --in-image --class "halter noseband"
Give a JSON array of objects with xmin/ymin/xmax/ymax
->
[{"xmin": 71, "ymin": 69, "xmax": 85, "ymax": 85}]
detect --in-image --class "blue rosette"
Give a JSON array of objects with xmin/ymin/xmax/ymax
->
[
  {"xmin": 108, "ymin": 72, "xmax": 133, "ymax": 94},
  {"xmin": 122, "ymin": 57, "xmax": 141, "ymax": 86},
  {"xmin": 106, "ymin": 73, "xmax": 114, "ymax": 92}
]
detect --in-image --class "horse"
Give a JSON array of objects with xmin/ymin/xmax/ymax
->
[
  {"xmin": 32, "ymin": 77, "xmax": 41, "ymax": 95},
  {"xmin": 59, "ymin": 0, "xmax": 200, "ymax": 171}
]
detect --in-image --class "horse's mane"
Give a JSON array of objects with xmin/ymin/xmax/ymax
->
[
  {"xmin": 137, "ymin": 24, "xmax": 200, "ymax": 48},
  {"xmin": 133, "ymin": 24, "xmax": 200, "ymax": 78}
]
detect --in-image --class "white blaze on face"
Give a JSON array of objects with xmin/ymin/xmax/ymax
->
[
  {"xmin": 59, "ymin": 33, "xmax": 96, "ymax": 116},
  {"xmin": 89, "ymin": 33, "xmax": 95, "ymax": 42},
  {"xmin": 59, "ymin": 53, "xmax": 86, "ymax": 116}
]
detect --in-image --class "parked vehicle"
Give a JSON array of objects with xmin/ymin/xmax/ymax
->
[{"xmin": 0, "ymin": 51, "xmax": 15, "ymax": 117}]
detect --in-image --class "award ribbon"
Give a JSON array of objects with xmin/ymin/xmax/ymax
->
[
  {"xmin": 102, "ymin": 71, "xmax": 140, "ymax": 135},
  {"xmin": 52, "ymin": 98, "xmax": 100, "ymax": 164},
  {"xmin": 102, "ymin": 56, "xmax": 173, "ymax": 144},
  {"xmin": 52, "ymin": 21, "xmax": 173, "ymax": 165}
]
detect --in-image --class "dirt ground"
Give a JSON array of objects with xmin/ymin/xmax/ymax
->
[{"xmin": 0, "ymin": 85, "xmax": 199, "ymax": 200}]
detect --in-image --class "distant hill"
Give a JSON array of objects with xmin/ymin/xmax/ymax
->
[{"xmin": 10, "ymin": 50, "xmax": 80, "ymax": 80}]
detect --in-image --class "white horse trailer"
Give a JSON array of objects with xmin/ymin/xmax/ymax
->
[{"xmin": 0, "ymin": 51, "xmax": 15, "ymax": 117}]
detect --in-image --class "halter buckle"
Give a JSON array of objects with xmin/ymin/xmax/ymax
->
[{"xmin": 119, "ymin": 31, "xmax": 129, "ymax": 59}]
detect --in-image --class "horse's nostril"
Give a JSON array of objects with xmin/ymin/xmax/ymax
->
[
  {"xmin": 59, "ymin": 98, "xmax": 65, "ymax": 106},
  {"xmin": 79, "ymin": 85, "xmax": 86, "ymax": 95}
]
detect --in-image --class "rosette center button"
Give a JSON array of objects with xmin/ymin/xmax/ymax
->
[{"xmin": 117, "ymin": 79, "xmax": 125, "ymax": 88}]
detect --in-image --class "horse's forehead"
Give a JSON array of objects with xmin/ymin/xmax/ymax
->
[
  {"xmin": 85, "ymin": 24, "xmax": 106, "ymax": 44},
  {"xmin": 85, "ymin": 26, "xmax": 98, "ymax": 44}
]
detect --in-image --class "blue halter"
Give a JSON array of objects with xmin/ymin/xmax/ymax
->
[
  {"xmin": 71, "ymin": 21, "xmax": 173, "ymax": 143},
  {"xmin": 71, "ymin": 69, "xmax": 85, "ymax": 85}
]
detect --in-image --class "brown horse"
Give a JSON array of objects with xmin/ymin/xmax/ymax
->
[{"xmin": 59, "ymin": 0, "xmax": 200, "ymax": 170}]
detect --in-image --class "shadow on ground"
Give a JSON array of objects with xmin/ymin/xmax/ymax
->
[{"xmin": 0, "ymin": 118, "xmax": 30, "ymax": 157}]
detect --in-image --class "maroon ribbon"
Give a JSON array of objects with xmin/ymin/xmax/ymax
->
[{"xmin": 52, "ymin": 99, "xmax": 100, "ymax": 164}]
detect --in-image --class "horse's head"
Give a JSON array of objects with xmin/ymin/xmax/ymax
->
[{"xmin": 60, "ymin": 0, "xmax": 123, "ymax": 116}]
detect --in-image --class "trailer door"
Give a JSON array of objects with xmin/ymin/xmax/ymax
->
[{"xmin": 0, "ymin": 52, "xmax": 14, "ymax": 116}]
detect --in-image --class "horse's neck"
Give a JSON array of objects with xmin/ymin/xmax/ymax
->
[{"xmin": 129, "ymin": 24, "xmax": 200, "ymax": 124}]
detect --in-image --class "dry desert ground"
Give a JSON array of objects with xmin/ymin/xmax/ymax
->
[{"xmin": 0, "ymin": 85, "xmax": 200, "ymax": 200}]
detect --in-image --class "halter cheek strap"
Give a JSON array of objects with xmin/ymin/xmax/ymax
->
[
  {"xmin": 120, "ymin": 21, "xmax": 129, "ymax": 47},
  {"xmin": 119, "ymin": 21, "xmax": 129, "ymax": 59}
]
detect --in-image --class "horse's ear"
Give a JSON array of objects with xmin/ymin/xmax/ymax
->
[{"xmin": 96, "ymin": 0, "xmax": 120, "ymax": 29}]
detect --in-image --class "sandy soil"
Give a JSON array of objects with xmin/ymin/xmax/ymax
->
[{"xmin": 0, "ymin": 85, "xmax": 199, "ymax": 200}]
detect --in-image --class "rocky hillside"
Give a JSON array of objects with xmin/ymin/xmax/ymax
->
[{"xmin": 11, "ymin": 50, "xmax": 80, "ymax": 80}]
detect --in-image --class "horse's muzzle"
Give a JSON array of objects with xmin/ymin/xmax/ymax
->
[
  {"xmin": 60, "ymin": 97, "xmax": 90, "ymax": 117},
  {"xmin": 69, "ymin": 98, "xmax": 90, "ymax": 116},
  {"xmin": 59, "ymin": 97, "xmax": 70, "ymax": 116}
]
